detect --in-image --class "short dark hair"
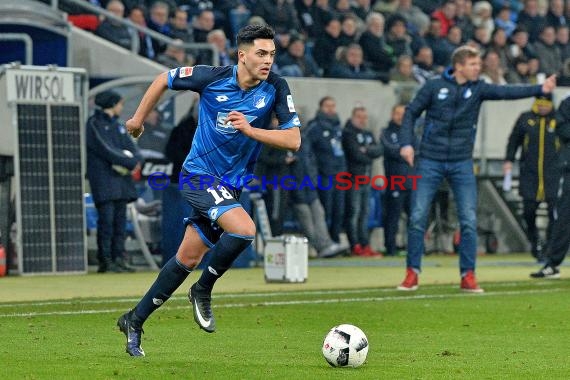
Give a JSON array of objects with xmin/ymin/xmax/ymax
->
[
  {"xmin": 319, "ymin": 96, "xmax": 335, "ymax": 108},
  {"xmin": 236, "ymin": 24, "xmax": 275, "ymax": 47}
]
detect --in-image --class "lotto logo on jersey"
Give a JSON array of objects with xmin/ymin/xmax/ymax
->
[{"xmin": 179, "ymin": 66, "xmax": 193, "ymax": 78}]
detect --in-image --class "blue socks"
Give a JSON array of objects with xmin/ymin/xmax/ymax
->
[
  {"xmin": 133, "ymin": 256, "xmax": 192, "ymax": 325},
  {"xmin": 197, "ymin": 233, "xmax": 254, "ymax": 290}
]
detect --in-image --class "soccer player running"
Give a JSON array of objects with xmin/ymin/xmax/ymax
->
[
  {"xmin": 117, "ymin": 25, "xmax": 301, "ymax": 357},
  {"xmin": 397, "ymin": 45, "xmax": 556, "ymax": 293}
]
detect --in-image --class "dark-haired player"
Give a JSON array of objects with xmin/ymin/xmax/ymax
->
[{"xmin": 117, "ymin": 24, "xmax": 301, "ymax": 357}]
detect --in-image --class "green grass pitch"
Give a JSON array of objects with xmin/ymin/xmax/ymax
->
[{"xmin": 1, "ymin": 254, "xmax": 569, "ymax": 379}]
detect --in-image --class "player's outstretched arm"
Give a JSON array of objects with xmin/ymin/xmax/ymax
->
[
  {"xmin": 126, "ymin": 72, "xmax": 169, "ymax": 138},
  {"xmin": 226, "ymin": 111, "xmax": 301, "ymax": 151}
]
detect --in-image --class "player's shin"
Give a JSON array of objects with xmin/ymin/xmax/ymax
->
[
  {"xmin": 133, "ymin": 257, "xmax": 192, "ymax": 324},
  {"xmin": 197, "ymin": 233, "xmax": 254, "ymax": 290}
]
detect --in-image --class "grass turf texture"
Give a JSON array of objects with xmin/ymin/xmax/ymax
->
[{"xmin": 1, "ymin": 254, "xmax": 569, "ymax": 379}]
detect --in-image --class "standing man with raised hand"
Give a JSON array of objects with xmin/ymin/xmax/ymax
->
[
  {"xmin": 117, "ymin": 24, "xmax": 301, "ymax": 357},
  {"xmin": 397, "ymin": 45, "xmax": 556, "ymax": 293}
]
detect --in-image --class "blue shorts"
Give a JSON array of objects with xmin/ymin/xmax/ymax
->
[{"xmin": 179, "ymin": 172, "xmax": 242, "ymax": 247}]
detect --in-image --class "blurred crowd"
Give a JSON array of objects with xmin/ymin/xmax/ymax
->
[{"xmin": 54, "ymin": 0, "xmax": 570, "ymax": 85}]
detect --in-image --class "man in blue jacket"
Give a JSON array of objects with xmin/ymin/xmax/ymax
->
[{"xmin": 397, "ymin": 45, "xmax": 556, "ymax": 292}]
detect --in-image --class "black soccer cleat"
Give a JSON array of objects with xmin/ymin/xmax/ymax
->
[
  {"xmin": 189, "ymin": 283, "xmax": 216, "ymax": 333},
  {"xmin": 117, "ymin": 310, "xmax": 145, "ymax": 357},
  {"xmin": 530, "ymin": 265, "xmax": 560, "ymax": 279}
]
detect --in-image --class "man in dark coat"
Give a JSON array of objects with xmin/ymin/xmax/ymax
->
[
  {"xmin": 86, "ymin": 90, "xmax": 143, "ymax": 273},
  {"xmin": 341, "ymin": 106, "xmax": 383, "ymax": 256},
  {"xmin": 531, "ymin": 95, "xmax": 570, "ymax": 278},
  {"xmin": 381, "ymin": 104, "xmax": 416, "ymax": 257},
  {"xmin": 504, "ymin": 94, "xmax": 559, "ymax": 260}
]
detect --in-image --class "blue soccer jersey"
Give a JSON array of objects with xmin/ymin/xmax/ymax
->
[{"xmin": 167, "ymin": 65, "xmax": 301, "ymax": 188}]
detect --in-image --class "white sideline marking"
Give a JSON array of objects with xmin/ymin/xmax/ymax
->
[
  {"xmin": 0, "ymin": 288, "xmax": 564, "ymax": 318},
  {"xmin": 0, "ymin": 281, "xmax": 554, "ymax": 309}
]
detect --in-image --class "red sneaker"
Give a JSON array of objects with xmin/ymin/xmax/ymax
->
[
  {"xmin": 362, "ymin": 245, "xmax": 384, "ymax": 257},
  {"xmin": 352, "ymin": 244, "xmax": 365, "ymax": 256},
  {"xmin": 397, "ymin": 268, "xmax": 418, "ymax": 291},
  {"xmin": 460, "ymin": 270, "xmax": 484, "ymax": 293}
]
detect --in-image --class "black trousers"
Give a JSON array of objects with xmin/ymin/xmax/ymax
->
[
  {"xmin": 522, "ymin": 199, "xmax": 555, "ymax": 255},
  {"xmin": 383, "ymin": 189, "xmax": 411, "ymax": 256},
  {"xmin": 546, "ymin": 173, "xmax": 570, "ymax": 267}
]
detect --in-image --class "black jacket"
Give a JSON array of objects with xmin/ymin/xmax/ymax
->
[
  {"xmin": 86, "ymin": 110, "xmax": 142, "ymax": 204},
  {"xmin": 505, "ymin": 108, "xmax": 560, "ymax": 201},
  {"xmin": 342, "ymin": 121, "xmax": 383, "ymax": 176},
  {"xmin": 400, "ymin": 67, "xmax": 544, "ymax": 162},
  {"xmin": 381, "ymin": 121, "xmax": 417, "ymax": 190},
  {"xmin": 556, "ymin": 97, "xmax": 570, "ymax": 172},
  {"xmin": 305, "ymin": 112, "xmax": 346, "ymax": 176}
]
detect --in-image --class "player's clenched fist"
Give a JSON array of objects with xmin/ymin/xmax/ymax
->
[
  {"xmin": 126, "ymin": 118, "xmax": 144, "ymax": 138},
  {"xmin": 226, "ymin": 111, "xmax": 252, "ymax": 135}
]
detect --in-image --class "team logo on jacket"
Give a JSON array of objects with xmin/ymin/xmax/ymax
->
[
  {"xmin": 464, "ymin": 88, "xmax": 472, "ymax": 99},
  {"xmin": 438, "ymin": 88, "xmax": 449, "ymax": 100},
  {"xmin": 253, "ymin": 95, "xmax": 266, "ymax": 109},
  {"xmin": 179, "ymin": 66, "xmax": 193, "ymax": 78}
]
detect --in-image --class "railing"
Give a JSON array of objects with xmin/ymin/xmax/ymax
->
[
  {"xmin": 0, "ymin": 33, "xmax": 33, "ymax": 65},
  {"xmin": 45, "ymin": 0, "xmax": 219, "ymax": 65}
]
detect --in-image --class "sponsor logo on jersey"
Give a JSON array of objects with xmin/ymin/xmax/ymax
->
[
  {"xmin": 216, "ymin": 95, "xmax": 229, "ymax": 102},
  {"xmin": 287, "ymin": 95, "xmax": 296, "ymax": 112},
  {"xmin": 215, "ymin": 112, "xmax": 257, "ymax": 134},
  {"xmin": 179, "ymin": 66, "xmax": 193, "ymax": 78}
]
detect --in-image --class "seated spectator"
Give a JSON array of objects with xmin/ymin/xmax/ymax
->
[
  {"xmin": 470, "ymin": 1, "xmax": 495, "ymax": 41},
  {"xmin": 384, "ymin": 14, "xmax": 413, "ymax": 58},
  {"xmin": 313, "ymin": 16, "xmax": 343, "ymax": 75},
  {"xmin": 253, "ymin": 0, "xmax": 299, "ymax": 35},
  {"xmin": 508, "ymin": 26, "xmax": 537, "ymax": 64},
  {"xmin": 424, "ymin": 17, "xmax": 445, "ymax": 58},
  {"xmin": 169, "ymin": 7, "xmax": 193, "ymax": 43},
  {"xmin": 527, "ymin": 57, "xmax": 542, "ymax": 84},
  {"xmin": 326, "ymin": 44, "xmax": 382, "ymax": 80},
  {"xmin": 389, "ymin": 55, "xmax": 419, "ymax": 103},
  {"xmin": 358, "ymin": 12, "xmax": 396, "ymax": 74},
  {"xmin": 294, "ymin": 0, "xmax": 318, "ymax": 38},
  {"xmin": 156, "ymin": 39, "xmax": 188, "ymax": 68},
  {"xmin": 545, "ymin": 0, "xmax": 568, "ymax": 29},
  {"xmin": 395, "ymin": 0, "xmax": 430, "ymax": 36},
  {"xmin": 495, "ymin": 5, "xmax": 516, "ymax": 37},
  {"xmin": 334, "ymin": 0, "xmax": 355, "ymax": 19},
  {"xmin": 338, "ymin": 14, "xmax": 361, "ymax": 46},
  {"xmin": 128, "ymin": 5, "xmax": 155, "ymax": 59},
  {"xmin": 433, "ymin": 24, "xmax": 462, "ymax": 67},
  {"xmin": 533, "ymin": 25, "xmax": 562, "ymax": 76},
  {"xmin": 559, "ymin": 58, "xmax": 570, "ymax": 86},
  {"xmin": 276, "ymin": 33, "xmax": 321, "ymax": 77},
  {"xmin": 454, "ymin": 0, "xmax": 475, "ymax": 42},
  {"xmin": 203, "ymin": 29, "xmax": 235, "ymax": 66},
  {"xmin": 412, "ymin": 46, "xmax": 438, "ymax": 85},
  {"xmin": 506, "ymin": 56, "xmax": 532, "ymax": 83},
  {"xmin": 147, "ymin": 1, "xmax": 171, "ymax": 54},
  {"xmin": 95, "ymin": 0, "xmax": 132, "ymax": 50},
  {"xmin": 480, "ymin": 49, "xmax": 507, "ymax": 84},
  {"xmin": 470, "ymin": 24, "xmax": 491, "ymax": 49},
  {"xmin": 351, "ymin": 0, "xmax": 373, "ymax": 23},
  {"xmin": 192, "ymin": 9, "xmax": 215, "ymax": 43},
  {"xmin": 431, "ymin": 0, "xmax": 456, "ymax": 37},
  {"xmin": 488, "ymin": 27, "xmax": 511, "ymax": 71},
  {"xmin": 557, "ymin": 25, "xmax": 570, "ymax": 63},
  {"xmin": 517, "ymin": 0, "xmax": 546, "ymax": 42}
]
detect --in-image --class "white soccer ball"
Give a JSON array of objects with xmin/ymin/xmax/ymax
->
[{"xmin": 322, "ymin": 324, "xmax": 369, "ymax": 368}]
